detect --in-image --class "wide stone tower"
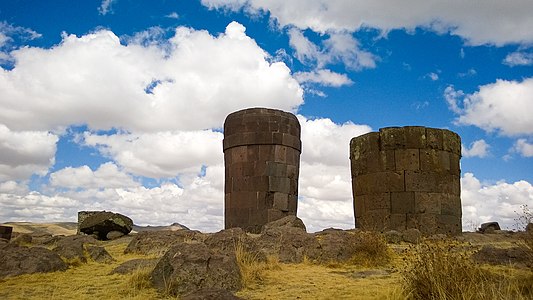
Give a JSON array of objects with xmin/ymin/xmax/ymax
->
[
  {"xmin": 223, "ymin": 108, "xmax": 301, "ymax": 233},
  {"xmin": 350, "ymin": 126, "xmax": 462, "ymax": 235}
]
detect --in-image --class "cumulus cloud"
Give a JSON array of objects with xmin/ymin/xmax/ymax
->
[
  {"xmin": 202, "ymin": 0, "xmax": 533, "ymax": 46},
  {"xmin": 503, "ymin": 50, "xmax": 533, "ymax": 66},
  {"xmin": 0, "ymin": 124, "xmax": 58, "ymax": 181},
  {"xmin": 462, "ymin": 139, "xmax": 490, "ymax": 158},
  {"xmin": 427, "ymin": 72, "xmax": 439, "ymax": 81},
  {"xmin": 461, "ymin": 173, "xmax": 533, "ymax": 230},
  {"xmin": 288, "ymin": 28, "xmax": 376, "ymax": 70},
  {"xmin": 0, "ymin": 22, "xmax": 41, "ymax": 64},
  {"xmin": 294, "ymin": 69, "xmax": 353, "ymax": 87},
  {"xmin": 50, "ymin": 162, "xmax": 140, "ymax": 189},
  {"xmin": 444, "ymin": 79, "xmax": 533, "ymax": 136},
  {"xmin": 0, "ymin": 22, "xmax": 303, "ymax": 132},
  {"xmin": 80, "ymin": 130, "xmax": 223, "ymax": 179},
  {"xmin": 513, "ymin": 139, "xmax": 533, "ymax": 157}
]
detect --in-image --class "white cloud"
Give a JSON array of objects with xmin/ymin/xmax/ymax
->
[
  {"xmin": 462, "ymin": 139, "xmax": 490, "ymax": 158},
  {"xmin": 166, "ymin": 12, "xmax": 179, "ymax": 19},
  {"xmin": 427, "ymin": 72, "xmax": 439, "ymax": 81},
  {"xmin": 294, "ymin": 69, "xmax": 353, "ymax": 87},
  {"xmin": 0, "ymin": 22, "xmax": 303, "ymax": 132},
  {"xmin": 98, "ymin": 0, "xmax": 116, "ymax": 15},
  {"xmin": 461, "ymin": 173, "xmax": 533, "ymax": 230},
  {"xmin": 503, "ymin": 51, "xmax": 533, "ymax": 66},
  {"xmin": 202, "ymin": 0, "xmax": 533, "ymax": 46},
  {"xmin": 50, "ymin": 162, "xmax": 140, "ymax": 189},
  {"xmin": 445, "ymin": 79, "xmax": 533, "ymax": 136},
  {"xmin": 0, "ymin": 124, "xmax": 58, "ymax": 181},
  {"xmin": 288, "ymin": 28, "xmax": 376, "ymax": 70},
  {"xmin": 81, "ymin": 130, "xmax": 224, "ymax": 179},
  {"xmin": 513, "ymin": 139, "xmax": 533, "ymax": 157}
]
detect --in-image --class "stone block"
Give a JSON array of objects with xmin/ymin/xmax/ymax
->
[
  {"xmin": 414, "ymin": 192, "xmax": 442, "ymax": 214},
  {"xmin": 354, "ymin": 197, "xmax": 366, "ymax": 218},
  {"xmin": 359, "ymin": 209, "xmax": 390, "ymax": 231},
  {"xmin": 450, "ymin": 153, "xmax": 461, "ymax": 175},
  {"xmin": 273, "ymin": 193, "xmax": 289, "ymax": 211},
  {"xmin": 404, "ymin": 126, "xmax": 427, "ymax": 148},
  {"xmin": 288, "ymin": 195, "xmax": 298, "ymax": 213},
  {"xmin": 395, "ymin": 149, "xmax": 420, "ymax": 171},
  {"xmin": 380, "ymin": 150, "xmax": 396, "ymax": 171},
  {"xmin": 269, "ymin": 177, "xmax": 290, "ymax": 193},
  {"xmin": 363, "ymin": 193, "xmax": 391, "ymax": 211},
  {"xmin": 258, "ymin": 145, "xmax": 274, "ymax": 162},
  {"xmin": 266, "ymin": 162, "xmax": 287, "ymax": 177},
  {"xmin": 441, "ymin": 194, "xmax": 461, "ymax": 216},
  {"xmin": 389, "ymin": 214, "xmax": 407, "ymax": 231},
  {"xmin": 380, "ymin": 127, "xmax": 407, "ymax": 150},
  {"xmin": 231, "ymin": 145, "xmax": 248, "ymax": 163},
  {"xmin": 443, "ymin": 130, "xmax": 461, "ymax": 155},
  {"xmin": 437, "ymin": 214, "xmax": 462, "ymax": 235},
  {"xmin": 426, "ymin": 128, "xmax": 443, "ymax": 150},
  {"xmin": 267, "ymin": 209, "xmax": 285, "ymax": 223},
  {"xmin": 287, "ymin": 165, "xmax": 298, "ymax": 179},
  {"xmin": 274, "ymin": 145, "xmax": 287, "ymax": 163},
  {"xmin": 405, "ymin": 171, "xmax": 447, "ymax": 192},
  {"xmin": 391, "ymin": 192, "xmax": 415, "ymax": 214},
  {"xmin": 354, "ymin": 172, "xmax": 404, "ymax": 195}
]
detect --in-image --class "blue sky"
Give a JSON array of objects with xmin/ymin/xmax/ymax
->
[{"xmin": 0, "ymin": 0, "xmax": 532, "ymax": 232}]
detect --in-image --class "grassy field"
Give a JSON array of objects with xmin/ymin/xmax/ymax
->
[{"xmin": 0, "ymin": 226, "xmax": 532, "ymax": 299}]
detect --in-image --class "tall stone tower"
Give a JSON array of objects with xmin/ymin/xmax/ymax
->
[
  {"xmin": 350, "ymin": 126, "xmax": 462, "ymax": 235},
  {"xmin": 223, "ymin": 108, "xmax": 301, "ymax": 233}
]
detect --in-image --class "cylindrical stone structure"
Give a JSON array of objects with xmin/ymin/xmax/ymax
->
[
  {"xmin": 223, "ymin": 108, "xmax": 301, "ymax": 233},
  {"xmin": 0, "ymin": 225, "xmax": 13, "ymax": 241},
  {"xmin": 350, "ymin": 126, "xmax": 462, "ymax": 235}
]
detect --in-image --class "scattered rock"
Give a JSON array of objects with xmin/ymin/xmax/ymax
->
[
  {"xmin": 261, "ymin": 215, "xmax": 307, "ymax": 233},
  {"xmin": 384, "ymin": 230, "xmax": 402, "ymax": 244},
  {"xmin": 85, "ymin": 245, "xmax": 114, "ymax": 263},
  {"xmin": 110, "ymin": 258, "xmax": 159, "ymax": 275},
  {"xmin": 151, "ymin": 242, "xmax": 241, "ymax": 296},
  {"xmin": 402, "ymin": 228, "xmax": 422, "ymax": 244},
  {"xmin": 0, "ymin": 243, "xmax": 67, "ymax": 278},
  {"xmin": 478, "ymin": 222, "xmax": 501, "ymax": 234},
  {"xmin": 106, "ymin": 231, "xmax": 125, "ymax": 240},
  {"xmin": 205, "ymin": 228, "xmax": 265, "ymax": 262},
  {"xmin": 312, "ymin": 229, "xmax": 360, "ymax": 263},
  {"xmin": 258, "ymin": 226, "xmax": 319, "ymax": 263},
  {"xmin": 124, "ymin": 230, "xmax": 205, "ymax": 256},
  {"xmin": 10, "ymin": 233, "xmax": 32, "ymax": 246},
  {"xmin": 181, "ymin": 288, "xmax": 244, "ymax": 300},
  {"xmin": 79, "ymin": 211, "xmax": 133, "ymax": 240},
  {"xmin": 472, "ymin": 245, "xmax": 532, "ymax": 268}
]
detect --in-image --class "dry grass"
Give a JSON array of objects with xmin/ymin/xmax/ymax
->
[
  {"xmin": 400, "ymin": 240, "xmax": 533, "ymax": 300},
  {"xmin": 349, "ymin": 231, "xmax": 393, "ymax": 267},
  {"xmin": 235, "ymin": 241, "xmax": 281, "ymax": 288},
  {"xmin": 0, "ymin": 238, "xmax": 167, "ymax": 300}
]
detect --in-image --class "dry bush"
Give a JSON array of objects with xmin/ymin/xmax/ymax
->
[
  {"xmin": 349, "ymin": 231, "xmax": 392, "ymax": 267},
  {"xmin": 401, "ymin": 240, "xmax": 533, "ymax": 300},
  {"xmin": 235, "ymin": 242, "xmax": 280, "ymax": 288}
]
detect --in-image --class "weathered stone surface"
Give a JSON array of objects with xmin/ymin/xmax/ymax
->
[
  {"xmin": 261, "ymin": 215, "xmax": 307, "ymax": 233},
  {"xmin": 0, "ymin": 243, "xmax": 67, "ymax": 278},
  {"xmin": 258, "ymin": 226, "xmax": 320, "ymax": 263},
  {"xmin": 472, "ymin": 245, "xmax": 532, "ymax": 268},
  {"xmin": 311, "ymin": 229, "xmax": 361, "ymax": 263},
  {"xmin": 181, "ymin": 288, "xmax": 244, "ymax": 300},
  {"xmin": 224, "ymin": 108, "xmax": 301, "ymax": 233},
  {"xmin": 402, "ymin": 228, "xmax": 422, "ymax": 244},
  {"xmin": 86, "ymin": 245, "xmax": 114, "ymax": 263},
  {"xmin": 124, "ymin": 230, "xmax": 205, "ymax": 256},
  {"xmin": 0, "ymin": 225, "xmax": 13, "ymax": 241},
  {"xmin": 79, "ymin": 211, "xmax": 133, "ymax": 240},
  {"xmin": 151, "ymin": 242, "xmax": 241, "ymax": 296},
  {"xmin": 478, "ymin": 222, "xmax": 501, "ymax": 233},
  {"xmin": 106, "ymin": 230, "xmax": 125, "ymax": 240},
  {"xmin": 52, "ymin": 235, "xmax": 106, "ymax": 264},
  {"xmin": 110, "ymin": 258, "xmax": 159, "ymax": 275},
  {"xmin": 350, "ymin": 126, "xmax": 462, "ymax": 235}
]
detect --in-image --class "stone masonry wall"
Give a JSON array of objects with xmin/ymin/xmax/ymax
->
[
  {"xmin": 223, "ymin": 108, "xmax": 301, "ymax": 233},
  {"xmin": 350, "ymin": 126, "xmax": 462, "ymax": 235}
]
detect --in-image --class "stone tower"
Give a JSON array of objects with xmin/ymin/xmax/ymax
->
[
  {"xmin": 350, "ymin": 126, "xmax": 462, "ymax": 235},
  {"xmin": 223, "ymin": 108, "xmax": 301, "ymax": 233}
]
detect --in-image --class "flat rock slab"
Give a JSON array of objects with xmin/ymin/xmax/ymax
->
[{"xmin": 0, "ymin": 243, "xmax": 67, "ymax": 278}]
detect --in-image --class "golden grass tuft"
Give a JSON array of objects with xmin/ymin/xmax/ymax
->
[
  {"xmin": 235, "ymin": 241, "xmax": 280, "ymax": 288},
  {"xmin": 401, "ymin": 240, "xmax": 533, "ymax": 300},
  {"xmin": 349, "ymin": 231, "xmax": 393, "ymax": 267}
]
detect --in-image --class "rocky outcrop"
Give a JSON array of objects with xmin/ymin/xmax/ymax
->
[
  {"xmin": 478, "ymin": 222, "xmax": 501, "ymax": 234},
  {"xmin": 52, "ymin": 235, "xmax": 113, "ymax": 264},
  {"xmin": 78, "ymin": 211, "xmax": 133, "ymax": 240},
  {"xmin": 472, "ymin": 245, "xmax": 533, "ymax": 268},
  {"xmin": 151, "ymin": 241, "xmax": 241, "ymax": 296},
  {"xmin": 124, "ymin": 229, "xmax": 205, "ymax": 256},
  {"xmin": 258, "ymin": 224, "xmax": 319, "ymax": 263},
  {"xmin": 110, "ymin": 258, "xmax": 159, "ymax": 275},
  {"xmin": 261, "ymin": 215, "xmax": 307, "ymax": 233},
  {"xmin": 0, "ymin": 243, "xmax": 67, "ymax": 278}
]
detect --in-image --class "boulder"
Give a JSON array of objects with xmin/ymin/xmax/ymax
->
[
  {"xmin": 384, "ymin": 230, "xmax": 402, "ymax": 244},
  {"xmin": 150, "ymin": 242, "xmax": 241, "ymax": 296},
  {"xmin": 106, "ymin": 231, "xmax": 125, "ymax": 240},
  {"xmin": 402, "ymin": 228, "xmax": 422, "ymax": 244},
  {"xmin": 258, "ymin": 226, "xmax": 320, "ymax": 263},
  {"xmin": 86, "ymin": 245, "xmax": 115, "ymax": 263},
  {"xmin": 478, "ymin": 222, "xmax": 501, "ymax": 234},
  {"xmin": 181, "ymin": 288, "xmax": 244, "ymax": 300},
  {"xmin": 52, "ymin": 235, "xmax": 113, "ymax": 264},
  {"xmin": 204, "ymin": 228, "xmax": 264, "ymax": 261},
  {"xmin": 261, "ymin": 215, "xmax": 307, "ymax": 233},
  {"xmin": 0, "ymin": 225, "xmax": 12, "ymax": 241},
  {"xmin": 124, "ymin": 229, "xmax": 205, "ymax": 256},
  {"xmin": 110, "ymin": 258, "xmax": 159, "ymax": 275},
  {"xmin": 472, "ymin": 245, "xmax": 532, "ymax": 268},
  {"xmin": 79, "ymin": 211, "xmax": 133, "ymax": 240},
  {"xmin": 0, "ymin": 243, "xmax": 67, "ymax": 278},
  {"xmin": 311, "ymin": 229, "xmax": 360, "ymax": 263}
]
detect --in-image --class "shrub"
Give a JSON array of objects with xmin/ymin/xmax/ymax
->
[{"xmin": 349, "ymin": 231, "xmax": 392, "ymax": 267}]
